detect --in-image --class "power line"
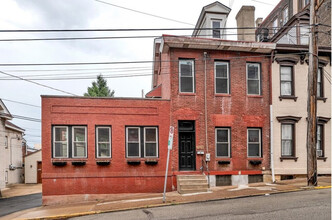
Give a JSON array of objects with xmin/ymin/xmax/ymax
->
[
  {"xmin": 3, "ymin": 66, "xmax": 152, "ymax": 72},
  {"xmin": 0, "ymin": 70, "xmax": 78, "ymax": 95},
  {"xmin": 95, "ymin": 0, "xmax": 194, "ymax": 26},
  {"xmin": 250, "ymin": 0, "xmax": 276, "ymax": 6},
  {"xmin": 1, "ymin": 98, "xmax": 41, "ymax": 108}
]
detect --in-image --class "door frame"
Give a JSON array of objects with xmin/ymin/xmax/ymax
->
[{"xmin": 178, "ymin": 120, "xmax": 196, "ymax": 171}]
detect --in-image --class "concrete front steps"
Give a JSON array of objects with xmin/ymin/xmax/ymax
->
[{"xmin": 177, "ymin": 175, "xmax": 209, "ymax": 194}]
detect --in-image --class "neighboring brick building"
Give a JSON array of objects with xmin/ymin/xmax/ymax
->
[{"xmin": 42, "ymin": 2, "xmax": 277, "ymax": 204}]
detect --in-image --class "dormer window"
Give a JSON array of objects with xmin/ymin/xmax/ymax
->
[{"xmin": 212, "ymin": 20, "xmax": 221, "ymax": 38}]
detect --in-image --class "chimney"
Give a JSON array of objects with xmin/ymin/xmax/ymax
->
[
  {"xmin": 256, "ymin": 17, "xmax": 263, "ymax": 28},
  {"xmin": 235, "ymin": 6, "xmax": 255, "ymax": 41}
]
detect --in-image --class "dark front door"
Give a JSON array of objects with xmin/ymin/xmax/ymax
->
[
  {"xmin": 37, "ymin": 161, "xmax": 42, "ymax": 184},
  {"xmin": 179, "ymin": 132, "xmax": 195, "ymax": 170}
]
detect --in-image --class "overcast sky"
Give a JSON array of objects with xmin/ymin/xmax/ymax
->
[{"xmin": 0, "ymin": 0, "xmax": 279, "ymax": 147}]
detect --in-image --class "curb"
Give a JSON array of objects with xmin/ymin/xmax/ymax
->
[{"xmin": 21, "ymin": 186, "xmax": 331, "ymax": 220}]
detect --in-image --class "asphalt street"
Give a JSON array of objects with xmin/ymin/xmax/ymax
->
[
  {"xmin": 72, "ymin": 188, "xmax": 331, "ymax": 220},
  {"xmin": 0, "ymin": 193, "xmax": 42, "ymax": 217}
]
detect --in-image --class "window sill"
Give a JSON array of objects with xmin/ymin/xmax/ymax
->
[
  {"xmin": 145, "ymin": 159, "xmax": 158, "ymax": 165},
  {"xmin": 215, "ymin": 94, "xmax": 231, "ymax": 97},
  {"xmin": 317, "ymin": 97, "xmax": 327, "ymax": 103},
  {"xmin": 52, "ymin": 161, "xmax": 67, "ymax": 166},
  {"xmin": 179, "ymin": 92, "xmax": 196, "ymax": 96},
  {"xmin": 280, "ymin": 157, "xmax": 298, "ymax": 162},
  {"xmin": 96, "ymin": 159, "xmax": 111, "ymax": 166},
  {"xmin": 247, "ymin": 158, "xmax": 262, "ymax": 165},
  {"xmin": 72, "ymin": 161, "xmax": 86, "ymax": 166},
  {"xmin": 126, "ymin": 159, "xmax": 141, "ymax": 165},
  {"xmin": 279, "ymin": 96, "xmax": 298, "ymax": 101},
  {"xmin": 317, "ymin": 157, "xmax": 327, "ymax": 162},
  {"xmin": 247, "ymin": 95, "xmax": 263, "ymax": 98}
]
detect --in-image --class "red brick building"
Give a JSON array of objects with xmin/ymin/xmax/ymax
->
[{"xmin": 41, "ymin": 35, "xmax": 275, "ymax": 204}]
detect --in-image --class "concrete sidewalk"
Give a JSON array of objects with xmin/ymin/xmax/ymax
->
[
  {"xmin": 1, "ymin": 177, "xmax": 331, "ymax": 220},
  {"xmin": 0, "ymin": 184, "xmax": 42, "ymax": 198}
]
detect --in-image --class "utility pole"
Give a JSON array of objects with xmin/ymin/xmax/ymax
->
[{"xmin": 307, "ymin": 0, "xmax": 319, "ymax": 186}]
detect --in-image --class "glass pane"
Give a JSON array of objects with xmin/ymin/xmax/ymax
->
[
  {"xmin": 55, "ymin": 127, "xmax": 67, "ymax": 141},
  {"xmin": 128, "ymin": 128, "xmax": 139, "ymax": 142},
  {"xmin": 74, "ymin": 142, "xmax": 86, "ymax": 157},
  {"xmin": 216, "ymin": 63, "xmax": 228, "ymax": 78},
  {"xmin": 74, "ymin": 127, "xmax": 85, "ymax": 141},
  {"xmin": 248, "ymin": 144, "xmax": 260, "ymax": 157},
  {"xmin": 180, "ymin": 62, "xmax": 192, "ymax": 76},
  {"xmin": 281, "ymin": 82, "xmax": 292, "ymax": 96},
  {"xmin": 317, "ymin": 83, "xmax": 321, "ymax": 97},
  {"xmin": 213, "ymin": 21, "xmax": 220, "ymax": 28},
  {"xmin": 300, "ymin": 26, "xmax": 309, "ymax": 45},
  {"xmin": 145, "ymin": 128, "xmax": 156, "ymax": 142},
  {"xmin": 217, "ymin": 129, "xmax": 228, "ymax": 142},
  {"xmin": 181, "ymin": 77, "xmax": 193, "ymax": 92},
  {"xmin": 54, "ymin": 142, "xmax": 67, "ymax": 157},
  {"xmin": 248, "ymin": 80, "xmax": 259, "ymax": 95},
  {"xmin": 145, "ymin": 143, "xmax": 157, "ymax": 157},
  {"xmin": 282, "ymin": 124, "xmax": 292, "ymax": 139},
  {"xmin": 216, "ymin": 79, "xmax": 228, "ymax": 93},
  {"xmin": 282, "ymin": 140, "xmax": 292, "ymax": 156},
  {"xmin": 98, "ymin": 143, "xmax": 110, "ymax": 157},
  {"xmin": 317, "ymin": 125, "xmax": 321, "ymax": 141},
  {"xmin": 98, "ymin": 128, "xmax": 110, "ymax": 142},
  {"xmin": 316, "ymin": 141, "xmax": 321, "ymax": 151},
  {"xmin": 317, "ymin": 69, "xmax": 322, "ymax": 82},
  {"xmin": 248, "ymin": 130, "xmax": 259, "ymax": 142},
  {"xmin": 213, "ymin": 30, "xmax": 220, "ymax": 38},
  {"xmin": 247, "ymin": 64, "xmax": 259, "ymax": 79},
  {"xmin": 128, "ymin": 143, "xmax": 139, "ymax": 157},
  {"xmin": 217, "ymin": 143, "xmax": 229, "ymax": 157},
  {"xmin": 280, "ymin": 66, "xmax": 292, "ymax": 81}
]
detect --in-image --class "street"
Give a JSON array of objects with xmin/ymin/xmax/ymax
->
[
  {"xmin": 0, "ymin": 193, "xmax": 42, "ymax": 217},
  {"xmin": 72, "ymin": 189, "xmax": 331, "ymax": 220}
]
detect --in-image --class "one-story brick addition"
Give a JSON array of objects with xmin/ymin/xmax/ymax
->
[{"xmin": 41, "ymin": 36, "xmax": 276, "ymax": 204}]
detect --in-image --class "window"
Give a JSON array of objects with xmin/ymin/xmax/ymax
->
[
  {"xmin": 281, "ymin": 124, "xmax": 294, "ymax": 156},
  {"xmin": 247, "ymin": 128, "xmax": 261, "ymax": 157},
  {"xmin": 52, "ymin": 125, "xmax": 87, "ymax": 158},
  {"xmin": 282, "ymin": 7, "xmax": 289, "ymax": 25},
  {"xmin": 247, "ymin": 63, "xmax": 261, "ymax": 95},
  {"xmin": 5, "ymin": 136, "xmax": 8, "ymax": 148},
  {"xmin": 317, "ymin": 68, "xmax": 323, "ymax": 98},
  {"xmin": 215, "ymin": 61, "xmax": 229, "ymax": 94},
  {"xmin": 317, "ymin": 124, "xmax": 324, "ymax": 157},
  {"xmin": 53, "ymin": 126, "xmax": 68, "ymax": 158},
  {"xmin": 126, "ymin": 127, "xmax": 158, "ymax": 158},
  {"xmin": 280, "ymin": 66, "xmax": 294, "ymax": 96},
  {"xmin": 272, "ymin": 19, "xmax": 278, "ymax": 35},
  {"xmin": 96, "ymin": 126, "xmax": 111, "ymax": 158},
  {"xmin": 216, "ymin": 128, "xmax": 230, "ymax": 157},
  {"xmin": 72, "ymin": 126, "xmax": 87, "ymax": 158},
  {"xmin": 212, "ymin": 20, "xmax": 221, "ymax": 38},
  {"xmin": 179, "ymin": 60, "xmax": 195, "ymax": 93},
  {"xmin": 144, "ymin": 127, "xmax": 158, "ymax": 157},
  {"xmin": 300, "ymin": 25, "xmax": 309, "ymax": 45}
]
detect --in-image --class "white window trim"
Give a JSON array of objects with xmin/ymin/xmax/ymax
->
[
  {"xmin": 281, "ymin": 124, "xmax": 294, "ymax": 156},
  {"xmin": 280, "ymin": 65, "xmax": 293, "ymax": 96},
  {"xmin": 215, "ymin": 128, "xmax": 231, "ymax": 158},
  {"xmin": 143, "ymin": 127, "xmax": 158, "ymax": 158},
  {"xmin": 53, "ymin": 126, "xmax": 69, "ymax": 158},
  {"xmin": 179, "ymin": 60, "xmax": 195, "ymax": 93},
  {"xmin": 214, "ymin": 61, "xmax": 230, "ymax": 94},
  {"xmin": 247, "ymin": 128, "xmax": 262, "ymax": 157},
  {"xmin": 72, "ymin": 126, "xmax": 87, "ymax": 159},
  {"xmin": 246, "ymin": 63, "xmax": 261, "ymax": 95},
  {"xmin": 211, "ymin": 20, "xmax": 222, "ymax": 38},
  {"xmin": 126, "ymin": 127, "xmax": 141, "ymax": 158},
  {"xmin": 96, "ymin": 126, "xmax": 111, "ymax": 158}
]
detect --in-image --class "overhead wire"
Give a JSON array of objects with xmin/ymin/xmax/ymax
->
[{"xmin": 0, "ymin": 98, "xmax": 41, "ymax": 108}]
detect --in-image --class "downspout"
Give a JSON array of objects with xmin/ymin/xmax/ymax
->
[
  {"xmin": 270, "ymin": 105, "xmax": 275, "ymax": 183},
  {"xmin": 203, "ymin": 52, "xmax": 210, "ymax": 187}
]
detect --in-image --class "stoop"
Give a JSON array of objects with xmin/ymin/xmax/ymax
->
[{"xmin": 177, "ymin": 175, "xmax": 209, "ymax": 194}]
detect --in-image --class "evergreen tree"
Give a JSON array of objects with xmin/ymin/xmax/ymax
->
[{"xmin": 84, "ymin": 74, "xmax": 115, "ymax": 97}]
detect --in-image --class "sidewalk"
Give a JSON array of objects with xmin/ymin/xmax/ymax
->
[
  {"xmin": 0, "ymin": 184, "xmax": 42, "ymax": 198},
  {"xmin": 1, "ymin": 177, "xmax": 331, "ymax": 220}
]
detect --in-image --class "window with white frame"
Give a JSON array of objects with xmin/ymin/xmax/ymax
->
[
  {"xmin": 216, "ymin": 128, "xmax": 230, "ymax": 157},
  {"xmin": 215, "ymin": 61, "xmax": 229, "ymax": 94},
  {"xmin": 126, "ymin": 126, "xmax": 158, "ymax": 158},
  {"xmin": 317, "ymin": 68, "xmax": 323, "ymax": 98},
  {"xmin": 53, "ymin": 126, "xmax": 69, "ymax": 158},
  {"xmin": 247, "ymin": 128, "xmax": 261, "ymax": 157},
  {"xmin": 282, "ymin": 7, "xmax": 289, "ymax": 25},
  {"xmin": 144, "ymin": 127, "xmax": 158, "ymax": 157},
  {"xmin": 5, "ymin": 136, "xmax": 8, "ymax": 148},
  {"xmin": 317, "ymin": 124, "xmax": 324, "ymax": 157},
  {"xmin": 179, "ymin": 60, "xmax": 195, "ymax": 93},
  {"xmin": 281, "ymin": 124, "xmax": 294, "ymax": 157},
  {"xmin": 280, "ymin": 66, "xmax": 294, "ymax": 96},
  {"xmin": 212, "ymin": 20, "xmax": 221, "ymax": 38},
  {"xmin": 272, "ymin": 19, "xmax": 278, "ymax": 35},
  {"xmin": 247, "ymin": 63, "xmax": 261, "ymax": 95},
  {"xmin": 96, "ymin": 126, "xmax": 111, "ymax": 158},
  {"xmin": 72, "ymin": 126, "xmax": 87, "ymax": 158},
  {"xmin": 300, "ymin": 25, "xmax": 309, "ymax": 45}
]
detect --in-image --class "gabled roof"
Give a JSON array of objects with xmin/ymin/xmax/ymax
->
[
  {"xmin": 192, "ymin": 1, "xmax": 231, "ymax": 36},
  {"xmin": 0, "ymin": 99, "xmax": 12, "ymax": 119},
  {"xmin": 5, "ymin": 121, "xmax": 25, "ymax": 133}
]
